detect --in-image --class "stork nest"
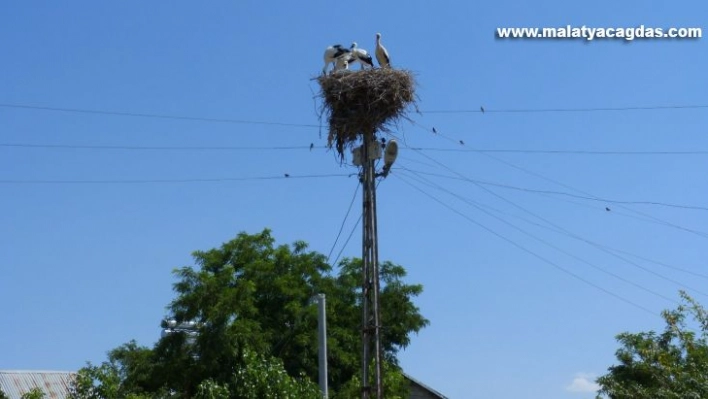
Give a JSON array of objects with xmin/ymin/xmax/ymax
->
[{"xmin": 317, "ymin": 68, "xmax": 417, "ymax": 158}]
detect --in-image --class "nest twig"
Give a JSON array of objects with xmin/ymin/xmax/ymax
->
[{"xmin": 317, "ymin": 68, "xmax": 417, "ymax": 158}]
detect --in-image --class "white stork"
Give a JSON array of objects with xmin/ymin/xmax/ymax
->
[
  {"xmin": 348, "ymin": 42, "xmax": 374, "ymax": 69},
  {"xmin": 322, "ymin": 44, "xmax": 352, "ymax": 74},
  {"xmin": 333, "ymin": 54, "xmax": 351, "ymax": 72},
  {"xmin": 375, "ymin": 32, "xmax": 390, "ymax": 68}
]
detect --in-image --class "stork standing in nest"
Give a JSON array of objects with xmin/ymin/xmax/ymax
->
[
  {"xmin": 375, "ymin": 32, "xmax": 390, "ymax": 68},
  {"xmin": 349, "ymin": 42, "xmax": 374, "ymax": 69},
  {"xmin": 322, "ymin": 44, "xmax": 352, "ymax": 74}
]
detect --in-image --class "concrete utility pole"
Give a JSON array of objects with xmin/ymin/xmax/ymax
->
[
  {"xmin": 359, "ymin": 131, "xmax": 383, "ymax": 399},
  {"xmin": 316, "ymin": 293, "xmax": 329, "ymax": 398},
  {"xmin": 352, "ymin": 133, "xmax": 398, "ymax": 399}
]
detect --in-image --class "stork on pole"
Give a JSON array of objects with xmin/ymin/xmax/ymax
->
[{"xmin": 356, "ymin": 132, "xmax": 397, "ymax": 399}]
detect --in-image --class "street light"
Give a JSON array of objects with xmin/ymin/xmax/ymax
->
[
  {"xmin": 381, "ymin": 139, "xmax": 398, "ymax": 177},
  {"xmin": 310, "ymin": 294, "xmax": 328, "ymax": 399}
]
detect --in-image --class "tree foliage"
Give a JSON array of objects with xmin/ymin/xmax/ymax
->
[
  {"xmin": 71, "ymin": 229, "xmax": 428, "ymax": 398},
  {"xmin": 20, "ymin": 388, "xmax": 46, "ymax": 399},
  {"xmin": 332, "ymin": 360, "xmax": 410, "ymax": 399},
  {"xmin": 596, "ymin": 291, "xmax": 708, "ymax": 398}
]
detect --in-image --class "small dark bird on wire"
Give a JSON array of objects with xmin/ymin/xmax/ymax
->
[
  {"xmin": 480, "ymin": 106, "xmax": 485, "ymax": 113},
  {"xmin": 432, "ymin": 127, "xmax": 438, "ymax": 134},
  {"xmin": 284, "ymin": 173, "xmax": 290, "ymax": 178},
  {"xmin": 605, "ymin": 207, "xmax": 611, "ymax": 211},
  {"xmin": 459, "ymin": 140, "xmax": 465, "ymax": 145},
  {"xmin": 310, "ymin": 143, "xmax": 314, "ymax": 151}
]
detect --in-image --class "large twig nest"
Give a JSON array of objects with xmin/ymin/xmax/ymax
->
[{"xmin": 317, "ymin": 68, "xmax": 417, "ymax": 158}]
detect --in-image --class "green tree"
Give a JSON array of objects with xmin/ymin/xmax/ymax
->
[
  {"xmin": 230, "ymin": 349, "xmax": 321, "ymax": 399},
  {"xmin": 20, "ymin": 388, "xmax": 45, "ymax": 399},
  {"xmin": 71, "ymin": 345, "xmax": 319, "ymax": 399},
  {"xmin": 69, "ymin": 357, "xmax": 155, "ymax": 399},
  {"xmin": 596, "ymin": 291, "xmax": 708, "ymax": 398},
  {"xmin": 72, "ymin": 229, "xmax": 428, "ymax": 398},
  {"xmin": 333, "ymin": 360, "xmax": 410, "ymax": 399}
]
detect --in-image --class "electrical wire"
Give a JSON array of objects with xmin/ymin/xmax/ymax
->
[
  {"xmin": 400, "ymin": 168, "xmax": 708, "ymax": 212},
  {"xmin": 398, "ymin": 167, "xmax": 708, "ymax": 280},
  {"xmin": 0, "ymin": 173, "xmax": 351, "ymax": 184},
  {"xmin": 4, "ymin": 143, "xmax": 708, "ymax": 156},
  {"xmin": 327, "ymin": 183, "xmax": 360, "ymax": 264},
  {"xmin": 331, "ymin": 214, "xmax": 362, "ymax": 267},
  {"xmin": 463, "ymin": 147, "xmax": 708, "ymax": 239},
  {"xmin": 0, "ymin": 143, "xmax": 317, "ymax": 151},
  {"xmin": 398, "ymin": 156, "xmax": 708, "ymax": 298},
  {"xmin": 394, "ymin": 172, "xmax": 658, "ymax": 316},
  {"xmin": 398, "ymin": 167, "xmax": 693, "ymax": 304},
  {"xmin": 410, "ymin": 148, "xmax": 708, "ymax": 155},
  {"xmin": 0, "ymin": 103, "xmax": 319, "ymax": 128},
  {"xmin": 3, "ymin": 102, "xmax": 708, "ymax": 129},
  {"xmin": 331, "ymin": 179, "xmax": 382, "ymax": 267},
  {"xmin": 423, "ymin": 104, "xmax": 708, "ymax": 114},
  {"xmin": 401, "ymin": 127, "xmax": 708, "ymax": 239}
]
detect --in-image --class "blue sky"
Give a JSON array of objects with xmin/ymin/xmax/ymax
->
[{"xmin": 1, "ymin": 1, "xmax": 706, "ymax": 398}]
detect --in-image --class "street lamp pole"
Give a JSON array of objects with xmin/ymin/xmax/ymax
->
[{"xmin": 316, "ymin": 293, "xmax": 329, "ymax": 398}]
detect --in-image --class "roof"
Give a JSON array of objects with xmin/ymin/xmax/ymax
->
[
  {"xmin": 403, "ymin": 372, "xmax": 448, "ymax": 399},
  {"xmin": 0, "ymin": 371, "xmax": 75, "ymax": 399}
]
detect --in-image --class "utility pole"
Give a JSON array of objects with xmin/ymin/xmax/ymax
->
[
  {"xmin": 316, "ymin": 294, "xmax": 329, "ymax": 398},
  {"xmin": 359, "ymin": 132, "xmax": 384, "ymax": 399}
]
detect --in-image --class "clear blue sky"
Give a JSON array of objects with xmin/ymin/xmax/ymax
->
[{"xmin": 1, "ymin": 1, "xmax": 706, "ymax": 398}]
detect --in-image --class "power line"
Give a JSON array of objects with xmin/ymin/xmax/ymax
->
[
  {"xmin": 410, "ymin": 121, "xmax": 708, "ymax": 239},
  {"xmin": 3, "ymin": 102, "xmax": 708, "ymax": 128},
  {"xmin": 411, "ymin": 137, "xmax": 708, "ymax": 240},
  {"xmin": 327, "ymin": 183, "xmax": 360, "ymax": 263},
  {"xmin": 423, "ymin": 105, "xmax": 708, "ymax": 114},
  {"xmin": 0, "ymin": 173, "xmax": 352, "ymax": 184},
  {"xmin": 332, "ymin": 214, "xmax": 362, "ymax": 267},
  {"xmin": 399, "ymin": 169, "xmax": 681, "ymax": 304},
  {"xmin": 0, "ymin": 143, "xmax": 316, "ymax": 151},
  {"xmin": 400, "ymin": 153, "xmax": 708, "ymax": 298},
  {"xmin": 8, "ymin": 142, "xmax": 708, "ymax": 156},
  {"xmin": 0, "ymin": 103, "xmax": 319, "ymax": 128},
  {"xmin": 411, "ymin": 148, "xmax": 708, "ymax": 155},
  {"xmin": 399, "ymin": 168, "xmax": 708, "ymax": 281},
  {"xmin": 401, "ymin": 168, "xmax": 708, "ymax": 212},
  {"xmin": 331, "ymin": 180, "xmax": 381, "ymax": 267},
  {"xmin": 394, "ymin": 172, "xmax": 658, "ymax": 316},
  {"xmin": 4, "ymin": 143, "xmax": 708, "ymax": 156}
]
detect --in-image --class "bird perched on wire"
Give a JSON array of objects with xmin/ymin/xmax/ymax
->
[
  {"xmin": 322, "ymin": 44, "xmax": 352, "ymax": 74},
  {"xmin": 375, "ymin": 33, "xmax": 390, "ymax": 68},
  {"xmin": 348, "ymin": 42, "xmax": 374, "ymax": 69}
]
